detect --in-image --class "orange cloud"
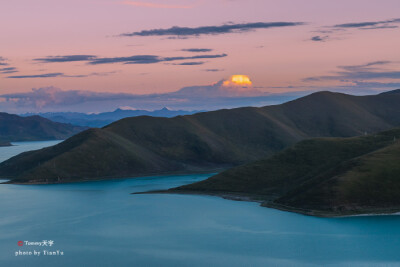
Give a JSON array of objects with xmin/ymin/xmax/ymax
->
[{"xmin": 223, "ymin": 75, "xmax": 253, "ymax": 87}]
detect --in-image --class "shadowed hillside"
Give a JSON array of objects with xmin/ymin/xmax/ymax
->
[
  {"xmin": 0, "ymin": 113, "xmax": 86, "ymax": 144},
  {"xmin": 2, "ymin": 90, "xmax": 400, "ymax": 184},
  {"xmin": 172, "ymin": 128, "xmax": 400, "ymax": 216}
]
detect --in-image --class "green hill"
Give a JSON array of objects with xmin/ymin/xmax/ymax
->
[
  {"xmin": 172, "ymin": 128, "xmax": 400, "ymax": 216},
  {"xmin": 2, "ymin": 90, "xmax": 400, "ymax": 184},
  {"xmin": 0, "ymin": 113, "xmax": 86, "ymax": 143}
]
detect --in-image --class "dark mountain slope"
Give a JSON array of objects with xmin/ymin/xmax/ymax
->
[
  {"xmin": 0, "ymin": 113, "xmax": 86, "ymax": 143},
  {"xmin": 2, "ymin": 90, "xmax": 400, "ymax": 184},
  {"xmin": 172, "ymin": 128, "xmax": 400, "ymax": 216}
]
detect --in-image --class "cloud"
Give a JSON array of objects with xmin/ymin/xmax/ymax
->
[
  {"xmin": 119, "ymin": 22, "xmax": 305, "ymax": 37},
  {"xmin": 5, "ymin": 80, "xmax": 396, "ymax": 114},
  {"xmin": 32, "ymin": 53, "xmax": 227, "ymax": 65},
  {"xmin": 338, "ymin": 61, "xmax": 391, "ymax": 72},
  {"xmin": 0, "ymin": 87, "xmax": 140, "ymax": 109},
  {"xmin": 359, "ymin": 25, "xmax": 398, "ymax": 30},
  {"xmin": 311, "ymin": 35, "xmax": 329, "ymax": 42},
  {"xmin": 0, "ymin": 67, "xmax": 18, "ymax": 74},
  {"xmin": 0, "ymin": 57, "xmax": 9, "ymax": 66},
  {"xmin": 304, "ymin": 61, "xmax": 400, "ymax": 82},
  {"xmin": 7, "ymin": 71, "xmax": 117, "ymax": 79},
  {"xmin": 88, "ymin": 53, "xmax": 227, "ymax": 64},
  {"xmin": 312, "ymin": 18, "xmax": 400, "ymax": 42},
  {"xmin": 181, "ymin": 48, "xmax": 213, "ymax": 52},
  {"xmin": 121, "ymin": 1, "xmax": 192, "ymax": 9},
  {"xmin": 0, "ymin": 79, "xmax": 275, "ymax": 113},
  {"xmin": 0, "ymin": 58, "xmax": 18, "ymax": 74},
  {"xmin": 334, "ymin": 18, "xmax": 400, "ymax": 30},
  {"xmin": 34, "ymin": 55, "xmax": 98, "ymax": 63},
  {"xmin": 173, "ymin": 61, "xmax": 205, "ymax": 65},
  {"xmin": 8, "ymin": 73, "xmax": 64, "ymax": 79},
  {"xmin": 352, "ymin": 81, "xmax": 400, "ymax": 88},
  {"xmin": 204, "ymin": 69, "xmax": 224, "ymax": 72},
  {"xmin": 89, "ymin": 55, "xmax": 160, "ymax": 64}
]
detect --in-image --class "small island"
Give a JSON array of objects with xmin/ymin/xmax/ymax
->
[{"xmin": 0, "ymin": 142, "xmax": 12, "ymax": 147}]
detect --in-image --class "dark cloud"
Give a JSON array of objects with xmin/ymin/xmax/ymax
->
[
  {"xmin": 89, "ymin": 53, "xmax": 227, "ymax": 65},
  {"xmin": 181, "ymin": 48, "xmax": 213, "ymax": 52},
  {"xmin": 204, "ymin": 69, "xmax": 224, "ymax": 72},
  {"xmin": 34, "ymin": 53, "xmax": 227, "ymax": 65},
  {"xmin": 119, "ymin": 22, "xmax": 305, "ymax": 37},
  {"xmin": 0, "ymin": 57, "xmax": 9, "ymax": 66},
  {"xmin": 312, "ymin": 18, "xmax": 400, "ymax": 42},
  {"xmin": 359, "ymin": 25, "xmax": 398, "ymax": 30},
  {"xmin": 7, "ymin": 71, "xmax": 117, "ymax": 79},
  {"xmin": 334, "ymin": 18, "xmax": 400, "ymax": 30},
  {"xmin": 8, "ymin": 73, "xmax": 64, "ymax": 79},
  {"xmin": 164, "ymin": 54, "xmax": 227, "ymax": 61},
  {"xmin": 311, "ymin": 35, "xmax": 329, "ymax": 42},
  {"xmin": 34, "ymin": 55, "xmax": 98, "ymax": 63},
  {"xmin": 304, "ymin": 61, "xmax": 400, "ymax": 82},
  {"xmin": 173, "ymin": 62, "xmax": 205, "ymax": 65},
  {"xmin": 87, "ymin": 71, "xmax": 118, "ymax": 77},
  {"xmin": 338, "ymin": 61, "xmax": 391, "ymax": 72},
  {"xmin": 89, "ymin": 55, "xmax": 160, "ymax": 65},
  {"xmin": 352, "ymin": 81, "xmax": 400, "ymax": 88},
  {"xmin": 0, "ymin": 67, "xmax": 18, "ymax": 74}
]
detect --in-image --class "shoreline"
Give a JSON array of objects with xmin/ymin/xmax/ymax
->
[
  {"xmin": 135, "ymin": 189, "xmax": 400, "ymax": 218},
  {"xmin": 4, "ymin": 170, "xmax": 400, "ymax": 218},
  {"xmin": 0, "ymin": 170, "xmax": 222, "ymax": 185}
]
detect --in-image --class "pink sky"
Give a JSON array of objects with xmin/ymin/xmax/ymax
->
[{"xmin": 1, "ymin": 0, "xmax": 400, "ymax": 95}]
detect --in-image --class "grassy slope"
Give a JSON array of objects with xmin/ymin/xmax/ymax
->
[
  {"xmin": 2, "ymin": 90, "xmax": 400, "ymax": 184},
  {"xmin": 173, "ymin": 128, "xmax": 400, "ymax": 215},
  {"xmin": 0, "ymin": 113, "xmax": 86, "ymax": 142}
]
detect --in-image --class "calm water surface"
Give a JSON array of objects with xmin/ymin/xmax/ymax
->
[{"xmin": 1, "ymin": 141, "xmax": 400, "ymax": 267}]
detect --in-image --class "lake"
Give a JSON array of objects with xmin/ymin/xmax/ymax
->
[{"xmin": 1, "ymin": 141, "xmax": 400, "ymax": 266}]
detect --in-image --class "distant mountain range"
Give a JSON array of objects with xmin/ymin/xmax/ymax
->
[
  {"xmin": 22, "ymin": 108, "xmax": 204, "ymax": 128},
  {"xmin": 2, "ymin": 89, "xmax": 400, "ymax": 184},
  {"xmin": 0, "ymin": 113, "xmax": 86, "ymax": 144},
  {"xmin": 173, "ymin": 128, "xmax": 400, "ymax": 216},
  {"xmin": 0, "ymin": 83, "xmax": 315, "ymax": 113}
]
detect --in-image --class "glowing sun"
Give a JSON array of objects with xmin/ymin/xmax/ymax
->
[{"xmin": 223, "ymin": 75, "xmax": 253, "ymax": 87}]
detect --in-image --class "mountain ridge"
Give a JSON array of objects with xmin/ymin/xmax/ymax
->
[
  {"xmin": 2, "ymin": 90, "xmax": 400, "ymax": 184},
  {"xmin": 0, "ymin": 112, "xmax": 86, "ymax": 144},
  {"xmin": 22, "ymin": 108, "xmax": 204, "ymax": 128}
]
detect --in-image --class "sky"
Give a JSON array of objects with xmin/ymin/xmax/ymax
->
[{"xmin": 1, "ymin": 0, "xmax": 400, "ymax": 112}]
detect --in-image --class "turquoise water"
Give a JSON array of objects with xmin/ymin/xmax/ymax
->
[{"xmin": 1, "ymin": 141, "xmax": 400, "ymax": 266}]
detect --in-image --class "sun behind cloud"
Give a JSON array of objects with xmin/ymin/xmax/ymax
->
[{"xmin": 223, "ymin": 75, "xmax": 253, "ymax": 87}]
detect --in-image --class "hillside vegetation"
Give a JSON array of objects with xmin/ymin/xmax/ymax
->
[
  {"xmin": 0, "ymin": 113, "xmax": 86, "ymax": 143},
  {"xmin": 173, "ymin": 128, "xmax": 400, "ymax": 216},
  {"xmin": 2, "ymin": 90, "xmax": 400, "ymax": 184}
]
